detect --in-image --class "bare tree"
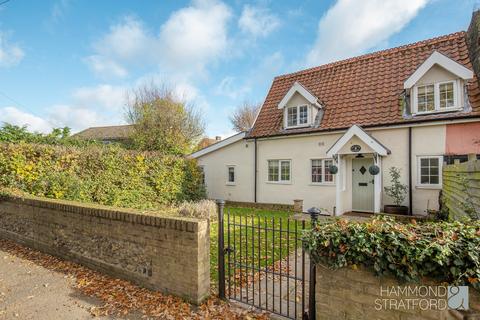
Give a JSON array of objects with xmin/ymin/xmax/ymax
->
[
  {"xmin": 125, "ymin": 82, "xmax": 205, "ymax": 154},
  {"xmin": 229, "ymin": 102, "xmax": 261, "ymax": 132}
]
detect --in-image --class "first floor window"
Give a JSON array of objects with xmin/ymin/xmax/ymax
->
[
  {"xmin": 268, "ymin": 160, "xmax": 291, "ymax": 182},
  {"xmin": 227, "ymin": 166, "xmax": 235, "ymax": 184},
  {"xmin": 286, "ymin": 105, "xmax": 309, "ymax": 127},
  {"xmin": 418, "ymin": 156, "xmax": 442, "ymax": 186},
  {"xmin": 414, "ymin": 81, "xmax": 457, "ymax": 114},
  {"xmin": 311, "ymin": 159, "xmax": 334, "ymax": 184}
]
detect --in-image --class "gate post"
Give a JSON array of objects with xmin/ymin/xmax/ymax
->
[
  {"xmin": 306, "ymin": 208, "xmax": 320, "ymax": 320},
  {"xmin": 216, "ymin": 199, "xmax": 226, "ymax": 299}
]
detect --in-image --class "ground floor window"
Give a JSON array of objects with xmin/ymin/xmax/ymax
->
[
  {"xmin": 311, "ymin": 159, "xmax": 334, "ymax": 184},
  {"xmin": 227, "ymin": 166, "xmax": 235, "ymax": 184},
  {"xmin": 418, "ymin": 156, "xmax": 442, "ymax": 187},
  {"xmin": 268, "ymin": 160, "xmax": 291, "ymax": 183},
  {"xmin": 199, "ymin": 166, "xmax": 205, "ymax": 186}
]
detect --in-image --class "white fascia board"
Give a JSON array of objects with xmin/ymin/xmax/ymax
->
[
  {"xmin": 404, "ymin": 51, "xmax": 474, "ymax": 89},
  {"xmin": 189, "ymin": 132, "xmax": 246, "ymax": 158},
  {"xmin": 278, "ymin": 81, "xmax": 322, "ymax": 109},
  {"xmin": 326, "ymin": 125, "xmax": 389, "ymax": 157}
]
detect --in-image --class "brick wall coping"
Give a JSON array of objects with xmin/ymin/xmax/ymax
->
[{"xmin": 0, "ymin": 194, "xmax": 203, "ymax": 233}]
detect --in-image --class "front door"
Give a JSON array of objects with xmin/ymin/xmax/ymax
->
[{"xmin": 352, "ymin": 158, "xmax": 374, "ymax": 212}]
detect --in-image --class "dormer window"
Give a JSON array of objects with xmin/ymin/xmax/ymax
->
[
  {"xmin": 287, "ymin": 105, "xmax": 308, "ymax": 127},
  {"xmin": 413, "ymin": 80, "xmax": 458, "ymax": 114}
]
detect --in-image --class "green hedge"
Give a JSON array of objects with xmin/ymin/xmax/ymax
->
[
  {"xmin": 0, "ymin": 143, "xmax": 205, "ymax": 209},
  {"xmin": 302, "ymin": 216, "xmax": 480, "ymax": 290}
]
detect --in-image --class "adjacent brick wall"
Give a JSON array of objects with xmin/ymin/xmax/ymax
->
[
  {"xmin": 0, "ymin": 195, "xmax": 210, "ymax": 304},
  {"xmin": 316, "ymin": 265, "xmax": 480, "ymax": 320}
]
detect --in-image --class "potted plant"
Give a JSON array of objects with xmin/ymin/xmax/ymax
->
[{"xmin": 384, "ymin": 167, "xmax": 409, "ymax": 215}]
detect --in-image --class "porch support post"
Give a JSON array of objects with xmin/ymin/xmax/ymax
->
[
  {"xmin": 335, "ymin": 155, "xmax": 343, "ymax": 216},
  {"xmin": 374, "ymin": 155, "xmax": 382, "ymax": 213}
]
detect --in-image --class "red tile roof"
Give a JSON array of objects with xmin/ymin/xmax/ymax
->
[{"xmin": 248, "ymin": 32, "xmax": 480, "ymax": 138}]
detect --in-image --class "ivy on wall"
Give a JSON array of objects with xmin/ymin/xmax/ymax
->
[
  {"xmin": 302, "ymin": 216, "xmax": 480, "ymax": 290},
  {"xmin": 0, "ymin": 143, "xmax": 205, "ymax": 210}
]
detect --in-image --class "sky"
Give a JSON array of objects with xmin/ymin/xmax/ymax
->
[{"xmin": 0, "ymin": 0, "xmax": 478, "ymax": 138}]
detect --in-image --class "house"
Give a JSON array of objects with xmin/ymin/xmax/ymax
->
[
  {"xmin": 191, "ymin": 12, "xmax": 480, "ymax": 216},
  {"xmin": 195, "ymin": 136, "xmax": 222, "ymax": 151},
  {"xmin": 73, "ymin": 125, "xmax": 134, "ymax": 144}
]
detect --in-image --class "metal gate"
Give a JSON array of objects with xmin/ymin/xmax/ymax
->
[{"xmin": 217, "ymin": 201, "xmax": 314, "ymax": 319}]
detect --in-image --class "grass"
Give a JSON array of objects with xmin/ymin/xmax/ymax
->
[{"xmin": 210, "ymin": 206, "xmax": 311, "ymax": 285}]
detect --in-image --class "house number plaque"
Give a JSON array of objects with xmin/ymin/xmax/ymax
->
[{"xmin": 350, "ymin": 144, "xmax": 361, "ymax": 152}]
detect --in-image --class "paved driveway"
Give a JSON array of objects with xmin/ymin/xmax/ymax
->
[{"xmin": 0, "ymin": 247, "xmax": 138, "ymax": 320}]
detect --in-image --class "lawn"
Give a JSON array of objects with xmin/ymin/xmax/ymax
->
[{"xmin": 210, "ymin": 206, "xmax": 311, "ymax": 286}]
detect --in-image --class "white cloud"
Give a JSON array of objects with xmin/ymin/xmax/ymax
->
[
  {"xmin": 72, "ymin": 84, "xmax": 126, "ymax": 110},
  {"xmin": 215, "ymin": 76, "xmax": 251, "ymax": 99},
  {"xmin": 85, "ymin": 55, "xmax": 128, "ymax": 78},
  {"xmin": 86, "ymin": 1, "xmax": 232, "ymax": 78},
  {"xmin": 158, "ymin": 0, "xmax": 232, "ymax": 73},
  {"xmin": 238, "ymin": 5, "xmax": 280, "ymax": 38},
  {"xmin": 0, "ymin": 107, "xmax": 53, "ymax": 133},
  {"xmin": 0, "ymin": 32, "xmax": 24, "ymax": 68},
  {"xmin": 306, "ymin": 0, "xmax": 429, "ymax": 66},
  {"xmin": 47, "ymin": 105, "xmax": 112, "ymax": 131}
]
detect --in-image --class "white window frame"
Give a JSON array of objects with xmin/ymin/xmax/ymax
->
[
  {"xmin": 412, "ymin": 80, "xmax": 461, "ymax": 115},
  {"xmin": 226, "ymin": 165, "xmax": 236, "ymax": 185},
  {"xmin": 416, "ymin": 156, "xmax": 443, "ymax": 188},
  {"xmin": 267, "ymin": 160, "xmax": 291, "ymax": 184},
  {"xmin": 310, "ymin": 158, "xmax": 335, "ymax": 185},
  {"xmin": 284, "ymin": 105, "xmax": 310, "ymax": 129}
]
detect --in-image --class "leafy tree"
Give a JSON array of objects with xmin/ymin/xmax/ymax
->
[
  {"xmin": 229, "ymin": 101, "xmax": 261, "ymax": 132},
  {"xmin": 125, "ymin": 83, "xmax": 205, "ymax": 155},
  {"xmin": 384, "ymin": 167, "xmax": 408, "ymax": 206}
]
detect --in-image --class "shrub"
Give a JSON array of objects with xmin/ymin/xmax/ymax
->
[
  {"xmin": 178, "ymin": 199, "xmax": 217, "ymax": 221},
  {"xmin": 384, "ymin": 167, "xmax": 408, "ymax": 206},
  {"xmin": 302, "ymin": 216, "xmax": 480, "ymax": 290},
  {"xmin": 0, "ymin": 142, "xmax": 205, "ymax": 209}
]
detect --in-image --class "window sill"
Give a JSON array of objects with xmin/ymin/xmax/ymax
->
[
  {"xmin": 284, "ymin": 124, "xmax": 311, "ymax": 129},
  {"xmin": 265, "ymin": 181, "xmax": 292, "ymax": 185},
  {"xmin": 309, "ymin": 183, "xmax": 335, "ymax": 186},
  {"xmin": 413, "ymin": 107, "xmax": 462, "ymax": 116},
  {"xmin": 226, "ymin": 182, "xmax": 236, "ymax": 186},
  {"xmin": 415, "ymin": 185, "xmax": 442, "ymax": 190}
]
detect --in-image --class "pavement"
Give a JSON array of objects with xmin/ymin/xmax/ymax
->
[{"xmin": 0, "ymin": 247, "xmax": 139, "ymax": 320}]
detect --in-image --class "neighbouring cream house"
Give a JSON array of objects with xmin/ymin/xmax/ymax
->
[{"xmin": 191, "ymin": 12, "xmax": 480, "ymax": 216}]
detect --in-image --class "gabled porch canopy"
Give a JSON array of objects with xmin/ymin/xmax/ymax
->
[
  {"xmin": 326, "ymin": 125, "xmax": 390, "ymax": 216},
  {"xmin": 326, "ymin": 125, "xmax": 390, "ymax": 157}
]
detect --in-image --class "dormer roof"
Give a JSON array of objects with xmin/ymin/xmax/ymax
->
[
  {"xmin": 277, "ymin": 81, "xmax": 323, "ymax": 109},
  {"xmin": 403, "ymin": 51, "xmax": 473, "ymax": 89}
]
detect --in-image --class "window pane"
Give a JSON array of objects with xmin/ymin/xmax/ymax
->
[
  {"xmin": 311, "ymin": 159, "xmax": 322, "ymax": 183},
  {"xmin": 417, "ymin": 85, "xmax": 434, "ymax": 112},
  {"xmin": 281, "ymin": 161, "xmax": 290, "ymax": 181},
  {"xmin": 324, "ymin": 160, "xmax": 334, "ymax": 182},
  {"xmin": 419, "ymin": 157, "xmax": 441, "ymax": 185},
  {"xmin": 299, "ymin": 106, "xmax": 308, "ymax": 124},
  {"xmin": 228, "ymin": 167, "xmax": 235, "ymax": 182},
  {"xmin": 287, "ymin": 107, "xmax": 297, "ymax": 127},
  {"xmin": 199, "ymin": 167, "xmax": 205, "ymax": 185},
  {"xmin": 268, "ymin": 160, "xmax": 279, "ymax": 181},
  {"xmin": 439, "ymin": 82, "xmax": 454, "ymax": 109}
]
